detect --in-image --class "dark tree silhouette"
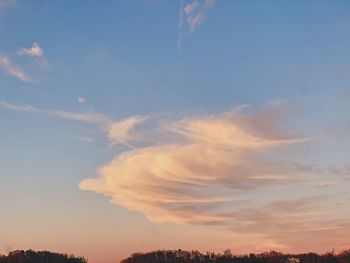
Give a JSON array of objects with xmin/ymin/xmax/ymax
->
[
  {"xmin": 0, "ymin": 250, "xmax": 87, "ymax": 263},
  {"xmin": 121, "ymin": 249, "xmax": 350, "ymax": 263},
  {"xmin": 2, "ymin": 248, "xmax": 350, "ymax": 263}
]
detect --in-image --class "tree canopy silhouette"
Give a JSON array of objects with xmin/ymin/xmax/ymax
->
[
  {"xmin": 2, "ymin": 248, "xmax": 350, "ymax": 263},
  {"xmin": 121, "ymin": 249, "xmax": 350, "ymax": 263},
  {"xmin": 0, "ymin": 249, "xmax": 87, "ymax": 263}
]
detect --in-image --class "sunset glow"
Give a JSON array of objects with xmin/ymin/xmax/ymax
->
[{"xmin": 1, "ymin": 1, "xmax": 350, "ymax": 263}]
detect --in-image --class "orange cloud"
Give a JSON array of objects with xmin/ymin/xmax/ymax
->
[
  {"xmin": 80, "ymin": 105, "xmax": 310, "ymax": 225},
  {"xmin": 80, "ymin": 104, "xmax": 350, "ymax": 251},
  {"xmin": 108, "ymin": 116, "xmax": 147, "ymax": 147}
]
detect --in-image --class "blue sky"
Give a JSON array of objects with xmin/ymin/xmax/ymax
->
[
  {"xmin": 1, "ymin": 1, "xmax": 350, "ymax": 263},
  {"xmin": 3, "ymin": 0, "xmax": 350, "ymax": 111}
]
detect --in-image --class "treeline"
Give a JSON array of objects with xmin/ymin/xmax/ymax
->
[
  {"xmin": 121, "ymin": 249, "xmax": 350, "ymax": 263},
  {"xmin": 2, "ymin": 248, "xmax": 350, "ymax": 263},
  {"xmin": 0, "ymin": 249, "xmax": 87, "ymax": 263}
]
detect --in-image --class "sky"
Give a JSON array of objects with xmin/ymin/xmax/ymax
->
[{"xmin": 1, "ymin": 0, "xmax": 350, "ymax": 262}]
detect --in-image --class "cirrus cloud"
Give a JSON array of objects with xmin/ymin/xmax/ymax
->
[
  {"xmin": 178, "ymin": 0, "xmax": 216, "ymax": 51},
  {"xmin": 80, "ymin": 105, "xmax": 310, "ymax": 225},
  {"xmin": 80, "ymin": 104, "xmax": 350, "ymax": 251},
  {"xmin": 0, "ymin": 100, "xmax": 110, "ymax": 124},
  {"xmin": 0, "ymin": 54, "xmax": 31, "ymax": 82}
]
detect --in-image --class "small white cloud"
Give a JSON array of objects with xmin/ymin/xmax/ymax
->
[
  {"xmin": 77, "ymin": 97, "xmax": 86, "ymax": 104},
  {"xmin": 0, "ymin": 54, "xmax": 31, "ymax": 82},
  {"xmin": 17, "ymin": 42, "xmax": 44, "ymax": 57}
]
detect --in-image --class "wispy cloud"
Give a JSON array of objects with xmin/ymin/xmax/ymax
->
[
  {"xmin": 0, "ymin": 100, "xmax": 150, "ymax": 143},
  {"xmin": 0, "ymin": 100, "xmax": 110, "ymax": 124},
  {"xmin": 80, "ymin": 104, "xmax": 311, "ymax": 224},
  {"xmin": 0, "ymin": 100, "xmax": 38, "ymax": 112},
  {"xmin": 0, "ymin": 100, "xmax": 150, "ymax": 148},
  {"xmin": 80, "ymin": 102, "xmax": 350, "ymax": 250},
  {"xmin": 0, "ymin": 54, "xmax": 31, "ymax": 82},
  {"xmin": 3, "ymin": 97, "xmax": 349, "ymax": 251},
  {"xmin": 225, "ymin": 197, "xmax": 350, "ymax": 253},
  {"xmin": 50, "ymin": 110, "xmax": 109, "ymax": 123},
  {"xmin": 0, "ymin": 43, "xmax": 48, "ymax": 82},
  {"xmin": 177, "ymin": 0, "xmax": 216, "ymax": 51},
  {"xmin": 17, "ymin": 42, "xmax": 44, "ymax": 57},
  {"xmin": 108, "ymin": 116, "xmax": 147, "ymax": 147}
]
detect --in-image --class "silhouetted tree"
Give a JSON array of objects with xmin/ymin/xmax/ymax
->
[
  {"xmin": 121, "ymin": 249, "xmax": 350, "ymax": 263},
  {"xmin": 0, "ymin": 250, "xmax": 87, "ymax": 263}
]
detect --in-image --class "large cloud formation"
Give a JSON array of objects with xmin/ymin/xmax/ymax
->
[
  {"xmin": 80, "ymin": 105, "xmax": 350, "ymax": 251},
  {"xmin": 1, "ymin": 98, "xmax": 348, "ymax": 250},
  {"xmin": 80, "ymin": 105, "xmax": 307, "ymax": 223}
]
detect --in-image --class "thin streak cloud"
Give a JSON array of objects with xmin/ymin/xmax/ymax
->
[
  {"xmin": 0, "ymin": 100, "xmax": 110, "ymax": 124},
  {"xmin": 0, "ymin": 54, "xmax": 31, "ymax": 83},
  {"xmin": 0, "ymin": 101, "xmax": 148, "ymax": 145},
  {"xmin": 0, "ymin": 100, "xmax": 38, "ymax": 113}
]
